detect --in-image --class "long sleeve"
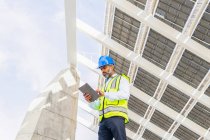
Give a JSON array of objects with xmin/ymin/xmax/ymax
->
[
  {"xmin": 89, "ymin": 99, "xmax": 100, "ymax": 110},
  {"xmin": 104, "ymin": 76, "xmax": 130, "ymax": 100}
]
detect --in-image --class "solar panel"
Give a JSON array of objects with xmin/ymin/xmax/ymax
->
[
  {"xmin": 155, "ymin": 0, "xmax": 195, "ymax": 31},
  {"xmin": 142, "ymin": 129, "xmax": 162, "ymax": 140},
  {"xmin": 126, "ymin": 119, "xmax": 140, "ymax": 133},
  {"xmin": 187, "ymin": 102, "xmax": 210, "ymax": 129},
  {"xmin": 174, "ymin": 125, "xmax": 200, "ymax": 140},
  {"xmin": 150, "ymin": 109, "xmax": 174, "ymax": 131},
  {"xmin": 112, "ymin": 8, "xmax": 140, "ymax": 51},
  {"xmin": 142, "ymin": 29, "xmax": 176, "ymax": 69},
  {"xmin": 160, "ymin": 85, "xmax": 190, "ymax": 113},
  {"xmin": 127, "ymin": 0, "xmax": 147, "ymax": 10},
  {"xmin": 134, "ymin": 68, "xmax": 160, "ymax": 96},
  {"xmin": 204, "ymin": 86, "xmax": 210, "ymax": 97},
  {"xmin": 128, "ymin": 95, "xmax": 149, "ymax": 117},
  {"xmin": 109, "ymin": 50, "xmax": 131, "ymax": 75},
  {"xmin": 174, "ymin": 50, "xmax": 210, "ymax": 88}
]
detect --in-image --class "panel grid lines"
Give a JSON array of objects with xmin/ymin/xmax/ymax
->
[
  {"xmin": 134, "ymin": 68, "xmax": 160, "ymax": 97},
  {"xmin": 174, "ymin": 125, "xmax": 200, "ymax": 140},
  {"xmin": 127, "ymin": 0, "xmax": 147, "ymax": 10},
  {"xmin": 187, "ymin": 102, "xmax": 210, "ymax": 129},
  {"xmin": 142, "ymin": 129, "xmax": 162, "ymax": 140},
  {"xmin": 174, "ymin": 50, "xmax": 210, "ymax": 88},
  {"xmin": 204, "ymin": 86, "xmax": 210, "ymax": 97},
  {"xmin": 160, "ymin": 85, "xmax": 190, "ymax": 113},
  {"xmin": 142, "ymin": 29, "xmax": 176, "ymax": 69},
  {"xmin": 150, "ymin": 109, "xmax": 174, "ymax": 131},
  {"xmin": 126, "ymin": 119, "xmax": 140, "ymax": 133},
  {"xmin": 111, "ymin": 8, "xmax": 140, "ymax": 51},
  {"xmin": 128, "ymin": 95, "xmax": 149, "ymax": 117}
]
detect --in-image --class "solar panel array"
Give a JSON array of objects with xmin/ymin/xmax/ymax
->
[{"xmin": 106, "ymin": 0, "xmax": 210, "ymax": 139}]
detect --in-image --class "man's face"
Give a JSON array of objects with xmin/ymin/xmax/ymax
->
[{"xmin": 100, "ymin": 65, "xmax": 114, "ymax": 78}]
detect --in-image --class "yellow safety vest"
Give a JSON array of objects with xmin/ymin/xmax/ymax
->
[{"xmin": 99, "ymin": 74, "xmax": 130, "ymax": 123}]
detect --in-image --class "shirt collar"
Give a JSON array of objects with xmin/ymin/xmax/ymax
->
[
  {"xmin": 111, "ymin": 73, "xmax": 117, "ymax": 77},
  {"xmin": 105, "ymin": 73, "xmax": 118, "ymax": 83}
]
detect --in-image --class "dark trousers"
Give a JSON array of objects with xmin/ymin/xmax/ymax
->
[{"xmin": 98, "ymin": 117, "xmax": 126, "ymax": 140}]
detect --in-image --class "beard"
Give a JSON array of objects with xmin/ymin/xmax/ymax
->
[
  {"xmin": 103, "ymin": 68, "xmax": 112, "ymax": 78},
  {"xmin": 103, "ymin": 73, "xmax": 109, "ymax": 78}
]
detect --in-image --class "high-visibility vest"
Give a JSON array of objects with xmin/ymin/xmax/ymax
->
[{"xmin": 99, "ymin": 74, "xmax": 130, "ymax": 123}]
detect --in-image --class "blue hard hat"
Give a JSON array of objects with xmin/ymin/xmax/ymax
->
[{"xmin": 97, "ymin": 56, "xmax": 115, "ymax": 68}]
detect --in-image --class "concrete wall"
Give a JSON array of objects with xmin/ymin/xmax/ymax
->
[{"xmin": 16, "ymin": 68, "xmax": 79, "ymax": 140}]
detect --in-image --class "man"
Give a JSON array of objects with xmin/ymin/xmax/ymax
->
[{"xmin": 83, "ymin": 55, "xmax": 130, "ymax": 140}]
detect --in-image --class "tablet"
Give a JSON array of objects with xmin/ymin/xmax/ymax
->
[{"xmin": 79, "ymin": 83, "xmax": 99, "ymax": 102}]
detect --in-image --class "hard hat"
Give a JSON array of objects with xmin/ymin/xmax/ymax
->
[{"xmin": 97, "ymin": 56, "xmax": 115, "ymax": 68}]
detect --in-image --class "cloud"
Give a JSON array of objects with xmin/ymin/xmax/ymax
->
[
  {"xmin": 0, "ymin": 0, "xmax": 67, "ymax": 91},
  {"xmin": 52, "ymin": 10, "xmax": 65, "ymax": 26},
  {"xmin": 0, "ymin": 1, "xmax": 67, "ymax": 139},
  {"xmin": 0, "ymin": 51, "xmax": 8, "ymax": 72},
  {"xmin": 0, "ymin": 99, "xmax": 25, "ymax": 140}
]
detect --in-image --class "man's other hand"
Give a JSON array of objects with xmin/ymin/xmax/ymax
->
[{"xmin": 96, "ymin": 89, "xmax": 104, "ymax": 97}]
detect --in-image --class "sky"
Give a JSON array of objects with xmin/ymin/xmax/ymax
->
[{"xmin": 0, "ymin": 0, "xmax": 105, "ymax": 139}]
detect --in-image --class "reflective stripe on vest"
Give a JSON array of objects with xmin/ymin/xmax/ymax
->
[{"xmin": 99, "ymin": 106, "xmax": 127, "ymax": 116}]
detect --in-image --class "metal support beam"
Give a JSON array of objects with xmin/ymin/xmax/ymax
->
[
  {"xmin": 128, "ymin": 0, "xmax": 158, "ymax": 83},
  {"xmin": 124, "ymin": 1, "xmax": 159, "ymax": 137},
  {"xmin": 77, "ymin": 116, "xmax": 98, "ymax": 133},
  {"xmin": 65, "ymin": 0, "xmax": 77, "ymax": 68},
  {"xmin": 78, "ymin": 100, "xmax": 99, "ymax": 132},
  {"xmin": 99, "ymin": 0, "xmax": 115, "ymax": 90}
]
